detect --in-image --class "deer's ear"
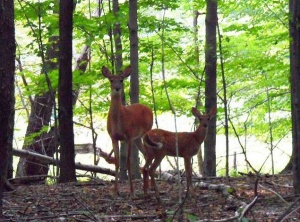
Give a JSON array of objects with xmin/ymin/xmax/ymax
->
[
  {"xmin": 192, "ymin": 107, "xmax": 201, "ymax": 117},
  {"xmin": 209, "ymin": 107, "xmax": 217, "ymax": 117},
  {"xmin": 102, "ymin": 66, "xmax": 111, "ymax": 78},
  {"xmin": 122, "ymin": 66, "xmax": 132, "ymax": 78}
]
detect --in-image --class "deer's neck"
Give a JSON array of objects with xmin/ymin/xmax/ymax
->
[
  {"xmin": 109, "ymin": 94, "xmax": 125, "ymax": 121},
  {"xmin": 194, "ymin": 125, "xmax": 208, "ymax": 143}
]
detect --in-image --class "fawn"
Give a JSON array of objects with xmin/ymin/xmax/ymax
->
[
  {"xmin": 142, "ymin": 107, "xmax": 216, "ymax": 201},
  {"xmin": 102, "ymin": 66, "xmax": 153, "ymax": 197}
]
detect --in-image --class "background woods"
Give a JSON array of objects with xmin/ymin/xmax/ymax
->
[
  {"xmin": 6, "ymin": 0, "xmax": 294, "ymax": 183},
  {"xmin": 11, "ymin": 0, "xmax": 291, "ymax": 178},
  {"xmin": 1, "ymin": 0, "xmax": 299, "ymax": 220}
]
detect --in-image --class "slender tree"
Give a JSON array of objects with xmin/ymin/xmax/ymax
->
[
  {"xmin": 193, "ymin": 8, "xmax": 204, "ymax": 176},
  {"xmin": 112, "ymin": 0, "xmax": 128, "ymax": 181},
  {"xmin": 289, "ymin": 0, "xmax": 300, "ymax": 194},
  {"xmin": 0, "ymin": 0, "xmax": 15, "ymax": 216},
  {"xmin": 204, "ymin": 0, "xmax": 218, "ymax": 177},
  {"xmin": 128, "ymin": 0, "xmax": 142, "ymax": 179},
  {"xmin": 58, "ymin": 0, "xmax": 76, "ymax": 182},
  {"xmin": 217, "ymin": 24, "xmax": 229, "ymax": 176}
]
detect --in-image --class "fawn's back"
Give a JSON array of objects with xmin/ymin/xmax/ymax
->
[{"xmin": 143, "ymin": 128, "xmax": 204, "ymax": 158}]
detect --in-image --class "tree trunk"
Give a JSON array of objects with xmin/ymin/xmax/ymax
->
[
  {"xmin": 289, "ymin": 0, "xmax": 300, "ymax": 194},
  {"xmin": 128, "ymin": 0, "xmax": 142, "ymax": 179},
  {"xmin": 204, "ymin": 0, "xmax": 218, "ymax": 177},
  {"xmin": 0, "ymin": 0, "xmax": 15, "ymax": 216},
  {"xmin": 58, "ymin": 0, "xmax": 76, "ymax": 183}
]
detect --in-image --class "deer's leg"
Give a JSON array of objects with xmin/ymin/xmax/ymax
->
[
  {"xmin": 134, "ymin": 137, "xmax": 145, "ymax": 155},
  {"xmin": 184, "ymin": 157, "xmax": 194, "ymax": 194},
  {"xmin": 127, "ymin": 140, "xmax": 134, "ymax": 196},
  {"xmin": 112, "ymin": 139, "xmax": 120, "ymax": 196}
]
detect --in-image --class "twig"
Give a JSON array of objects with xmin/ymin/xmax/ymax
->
[
  {"xmin": 238, "ymin": 196, "xmax": 258, "ymax": 221},
  {"xmin": 73, "ymin": 195, "xmax": 98, "ymax": 221},
  {"xmin": 198, "ymin": 215, "xmax": 239, "ymax": 222},
  {"xmin": 96, "ymin": 214, "xmax": 158, "ymax": 220},
  {"xmin": 258, "ymin": 183, "xmax": 289, "ymax": 205},
  {"xmin": 228, "ymin": 116, "xmax": 258, "ymax": 174},
  {"xmin": 170, "ymin": 184, "xmax": 190, "ymax": 221}
]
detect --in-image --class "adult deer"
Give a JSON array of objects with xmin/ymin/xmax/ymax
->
[
  {"xmin": 142, "ymin": 107, "xmax": 216, "ymax": 201},
  {"xmin": 102, "ymin": 66, "xmax": 153, "ymax": 197}
]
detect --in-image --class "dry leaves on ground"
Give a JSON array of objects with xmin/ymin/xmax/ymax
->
[{"xmin": 2, "ymin": 174, "xmax": 299, "ymax": 221}]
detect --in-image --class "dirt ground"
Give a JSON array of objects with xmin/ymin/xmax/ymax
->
[{"xmin": 2, "ymin": 174, "xmax": 299, "ymax": 221}]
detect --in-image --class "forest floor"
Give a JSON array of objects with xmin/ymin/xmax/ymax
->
[{"xmin": 2, "ymin": 173, "xmax": 300, "ymax": 221}]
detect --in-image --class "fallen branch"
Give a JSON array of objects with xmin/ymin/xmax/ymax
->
[
  {"xmin": 238, "ymin": 196, "xmax": 258, "ymax": 221},
  {"xmin": 12, "ymin": 148, "xmax": 115, "ymax": 176},
  {"xmin": 97, "ymin": 214, "xmax": 159, "ymax": 220}
]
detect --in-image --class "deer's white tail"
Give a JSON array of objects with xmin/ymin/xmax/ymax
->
[{"xmin": 143, "ymin": 133, "xmax": 163, "ymax": 149}]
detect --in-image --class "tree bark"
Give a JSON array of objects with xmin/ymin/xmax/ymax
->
[
  {"xmin": 0, "ymin": 0, "xmax": 15, "ymax": 216},
  {"xmin": 58, "ymin": 0, "xmax": 76, "ymax": 182},
  {"xmin": 204, "ymin": 0, "xmax": 218, "ymax": 177},
  {"xmin": 289, "ymin": 0, "xmax": 300, "ymax": 194},
  {"xmin": 128, "ymin": 0, "xmax": 142, "ymax": 179}
]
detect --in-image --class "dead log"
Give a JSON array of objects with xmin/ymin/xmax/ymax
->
[{"xmin": 12, "ymin": 148, "xmax": 115, "ymax": 176}]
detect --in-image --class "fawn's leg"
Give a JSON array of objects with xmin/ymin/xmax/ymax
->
[
  {"xmin": 142, "ymin": 166, "xmax": 149, "ymax": 197},
  {"xmin": 149, "ymin": 155, "xmax": 165, "ymax": 202},
  {"xmin": 184, "ymin": 157, "xmax": 194, "ymax": 194},
  {"xmin": 142, "ymin": 154, "xmax": 154, "ymax": 197}
]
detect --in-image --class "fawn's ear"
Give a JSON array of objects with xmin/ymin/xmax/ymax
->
[
  {"xmin": 102, "ymin": 66, "xmax": 112, "ymax": 78},
  {"xmin": 122, "ymin": 66, "xmax": 132, "ymax": 78},
  {"xmin": 192, "ymin": 107, "xmax": 201, "ymax": 117},
  {"xmin": 209, "ymin": 107, "xmax": 217, "ymax": 117}
]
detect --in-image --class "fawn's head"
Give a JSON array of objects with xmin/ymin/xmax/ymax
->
[
  {"xmin": 192, "ymin": 107, "xmax": 217, "ymax": 128},
  {"xmin": 102, "ymin": 66, "xmax": 131, "ymax": 95}
]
